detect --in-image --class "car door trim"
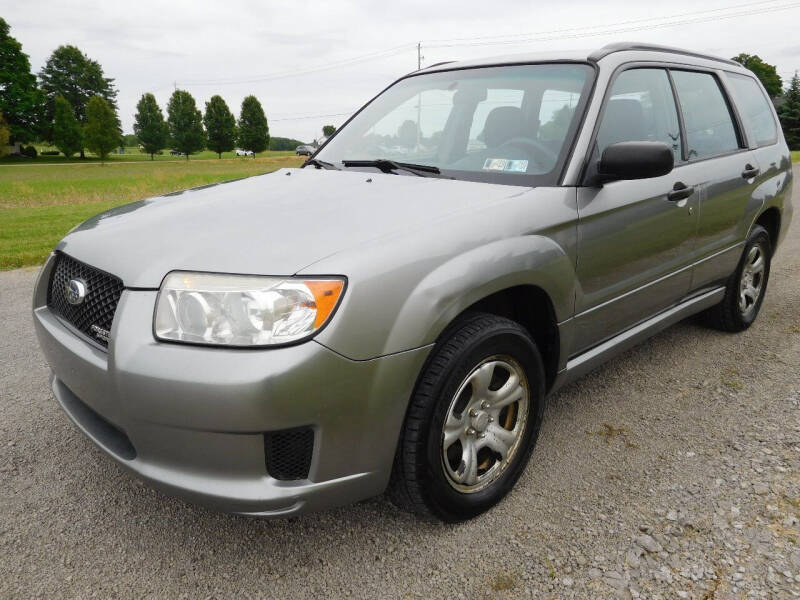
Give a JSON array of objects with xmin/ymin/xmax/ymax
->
[{"xmin": 552, "ymin": 286, "xmax": 725, "ymax": 393}]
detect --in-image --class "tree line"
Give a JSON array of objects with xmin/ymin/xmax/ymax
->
[
  {"xmin": 0, "ymin": 18, "xmax": 275, "ymax": 161},
  {"xmin": 134, "ymin": 91, "xmax": 269, "ymax": 160}
]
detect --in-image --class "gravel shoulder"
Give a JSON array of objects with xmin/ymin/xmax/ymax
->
[{"xmin": 1, "ymin": 171, "xmax": 799, "ymax": 599}]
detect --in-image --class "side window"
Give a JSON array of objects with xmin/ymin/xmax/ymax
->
[
  {"xmin": 597, "ymin": 68, "xmax": 682, "ymax": 162},
  {"xmin": 671, "ymin": 71, "xmax": 740, "ymax": 160},
  {"xmin": 726, "ymin": 73, "xmax": 778, "ymax": 147}
]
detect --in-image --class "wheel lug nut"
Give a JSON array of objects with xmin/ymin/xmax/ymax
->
[
  {"xmin": 480, "ymin": 401, "xmax": 490, "ymax": 409},
  {"xmin": 466, "ymin": 427, "xmax": 476, "ymax": 436},
  {"xmin": 488, "ymin": 416, "xmax": 494, "ymax": 423},
  {"xmin": 478, "ymin": 432, "xmax": 486, "ymax": 439},
  {"xmin": 469, "ymin": 409, "xmax": 479, "ymax": 417}
]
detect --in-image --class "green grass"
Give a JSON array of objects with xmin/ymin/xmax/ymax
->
[
  {"xmin": 3, "ymin": 146, "xmax": 297, "ymax": 164},
  {"xmin": 0, "ymin": 154, "xmax": 304, "ymax": 270},
  {"xmin": 792, "ymin": 150, "xmax": 799, "ymax": 163}
]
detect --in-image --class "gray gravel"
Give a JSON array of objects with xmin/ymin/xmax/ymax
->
[{"xmin": 2, "ymin": 169, "xmax": 799, "ymax": 599}]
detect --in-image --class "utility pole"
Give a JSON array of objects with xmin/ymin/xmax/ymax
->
[{"xmin": 417, "ymin": 42, "xmax": 423, "ymax": 71}]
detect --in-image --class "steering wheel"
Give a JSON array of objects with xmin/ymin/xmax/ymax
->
[{"xmin": 495, "ymin": 137, "xmax": 557, "ymax": 170}]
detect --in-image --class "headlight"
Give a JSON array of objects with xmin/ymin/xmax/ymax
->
[{"xmin": 154, "ymin": 272, "xmax": 345, "ymax": 347}]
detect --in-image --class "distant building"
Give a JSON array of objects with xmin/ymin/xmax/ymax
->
[{"xmin": 3, "ymin": 142, "xmax": 23, "ymax": 155}]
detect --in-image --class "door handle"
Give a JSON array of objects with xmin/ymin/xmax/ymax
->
[
  {"xmin": 667, "ymin": 181, "xmax": 694, "ymax": 202},
  {"xmin": 741, "ymin": 164, "xmax": 760, "ymax": 179}
]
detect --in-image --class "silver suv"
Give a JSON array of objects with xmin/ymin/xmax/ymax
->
[{"xmin": 33, "ymin": 43, "xmax": 793, "ymax": 522}]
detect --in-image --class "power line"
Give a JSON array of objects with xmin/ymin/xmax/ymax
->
[
  {"xmin": 424, "ymin": 2, "xmax": 800, "ymax": 48},
  {"xmin": 424, "ymin": 0, "xmax": 787, "ymax": 44},
  {"xmin": 176, "ymin": 44, "xmax": 412, "ymax": 87},
  {"xmin": 270, "ymin": 111, "xmax": 354, "ymax": 122}
]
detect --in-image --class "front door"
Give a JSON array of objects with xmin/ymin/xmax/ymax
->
[{"xmin": 572, "ymin": 67, "xmax": 699, "ymax": 354}]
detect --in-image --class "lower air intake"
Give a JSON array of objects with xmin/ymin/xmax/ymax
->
[{"xmin": 264, "ymin": 427, "xmax": 314, "ymax": 481}]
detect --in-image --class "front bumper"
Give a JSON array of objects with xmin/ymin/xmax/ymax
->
[{"xmin": 32, "ymin": 258, "xmax": 431, "ymax": 516}]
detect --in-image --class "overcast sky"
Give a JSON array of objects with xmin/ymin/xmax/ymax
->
[{"xmin": 4, "ymin": 0, "xmax": 800, "ymax": 142}]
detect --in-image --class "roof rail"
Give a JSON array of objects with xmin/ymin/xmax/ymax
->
[
  {"xmin": 588, "ymin": 42, "xmax": 739, "ymax": 67},
  {"xmin": 422, "ymin": 61, "xmax": 454, "ymax": 70}
]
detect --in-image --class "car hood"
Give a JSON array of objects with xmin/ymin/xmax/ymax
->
[{"xmin": 58, "ymin": 168, "xmax": 527, "ymax": 288}]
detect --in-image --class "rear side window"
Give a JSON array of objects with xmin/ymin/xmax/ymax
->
[
  {"xmin": 726, "ymin": 73, "xmax": 778, "ymax": 146},
  {"xmin": 596, "ymin": 68, "xmax": 682, "ymax": 162},
  {"xmin": 671, "ymin": 71, "xmax": 740, "ymax": 160}
]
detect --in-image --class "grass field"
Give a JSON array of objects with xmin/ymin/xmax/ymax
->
[
  {"xmin": 0, "ymin": 153, "xmax": 304, "ymax": 270},
  {"xmin": 2, "ymin": 146, "xmax": 298, "ymax": 164},
  {"xmin": 793, "ymin": 150, "xmax": 799, "ymax": 163}
]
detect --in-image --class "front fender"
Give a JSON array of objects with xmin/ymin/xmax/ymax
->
[{"xmin": 384, "ymin": 235, "xmax": 575, "ymax": 356}]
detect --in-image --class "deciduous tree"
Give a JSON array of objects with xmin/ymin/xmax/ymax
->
[
  {"xmin": 238, "ymin": 96, "xmax": 269, "ymax": 157},
  {"xmin": 779, "ymin": 72, "xmax": 800, "ymax": 150},
  {"xmin": 84, "ymin": 96, "xmax": 120, "ymax": 164},
  {"xmin": 203, "ymin": 95, "xmax": 236, "ymax": 158},
  {"xmin": 53, "ymin": 96, "xmax": 82, "ymax": 158},
  {"xmin": 731, "ymin": 53, "xmax": 783, "ymax": 98},
  {"xmin": 0, "ymin": 18, "xmax": 44, "ymax": 144},
  {"xmin": 39, "ymin": 45, "xmax": 118, "ymax": 155},
  {"xmin": 322, "ymin": 124, "xmax": 336, "ymax": 137},
  {"xmin": 167, "ymin": 90, "xmax": 205, "ymax": 159},
  {"xmin": 133, "ymin": 93, "xmax": 168, "ymax": 160}
]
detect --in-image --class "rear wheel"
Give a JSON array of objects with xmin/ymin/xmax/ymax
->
[
  {"xmin": 388, "ymin": 313, "xmax": 545, "ymax": 522},
  {"xmin": 704, "ymin": 224, "xmax": 771, "ymax": 332}
]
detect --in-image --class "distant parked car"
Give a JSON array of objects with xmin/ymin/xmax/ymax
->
[
  {"xmin": 235, "ymin": 149, "xmax": 254, "ymax": 157},
  {"xmin": 169, "ymin": 150, "xmax": 184, "ymax": 156},
  {"xmin": 295, "ymin": 145, "xmax": 315, "ymax": 156}
]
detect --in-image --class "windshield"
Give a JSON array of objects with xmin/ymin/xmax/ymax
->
[{"xmin": 315, "ymin": 63, "xmax": 594, "ymax": 185}]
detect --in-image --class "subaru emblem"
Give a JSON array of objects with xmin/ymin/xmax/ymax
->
[{"xmin": 65, "ymin": 278, "xmax": 87, "ymax": 305}]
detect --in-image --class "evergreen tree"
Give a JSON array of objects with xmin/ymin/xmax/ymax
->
[
  {"xmin": 238, "ymin": 96, "xmax": 269, "ymax": 157},
  {"xmin": 779, "ymin": 72, "xmax": 800, "ymax": 150},
  {"xmin": 53, "ymin": 96, "xmax": 82, "ymax": 158},
  {"xmin": 133, "ymin": 93, "xmax": 168, "ymax": 160},
  {"xmin": 203, "ymin": 95, "xmax": 236, "ymax": 158},
  {"xmin": 84, "ymin": 96, "xmax": 120, "ymax": 164},
  {"xmin": 0, "ymin": 18, "xmax": 44, "ymax": 144},
  {"xmin": 39, "ymin": 45, "xmax": 118, "ymax": 155},
  {"xmin": 167, "ymin": 90, "xmax": 205, "ymax": 159}
]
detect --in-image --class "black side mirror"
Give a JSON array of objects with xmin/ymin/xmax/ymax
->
[{"xmin": 597, "ymin": 141, "xmax": 674, "ymax": 183}]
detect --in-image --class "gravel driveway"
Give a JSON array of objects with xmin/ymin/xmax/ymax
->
[{"xmin": 2, "ymin": 169, "xmax": 799, "ymax": 599}]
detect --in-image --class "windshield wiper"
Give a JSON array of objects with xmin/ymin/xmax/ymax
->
[
  {"xmin": 303, "ymin": 158, "xmax": 340, "ymax": 170},
  {"xmin": 341, "ymin": 159, "xmax": 440, "ymax": 177}
]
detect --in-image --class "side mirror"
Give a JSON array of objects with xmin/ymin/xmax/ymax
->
[{"xmin": 597, "ymin": 141, "xmax": 674, "ymax": 183}]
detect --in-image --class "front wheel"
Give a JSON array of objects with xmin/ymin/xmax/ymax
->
[
  {"xmin": 704, "ymin": 224, "xmax": 771, "ymax": 332},
  {"xmin": 388, "ymin": 313, "xmax": 545, "ymax": 522}
]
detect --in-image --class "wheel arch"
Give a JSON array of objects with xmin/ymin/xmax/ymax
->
[{"xmin": 754, "ymin": 206, "xmax": 781, "ymax": 249}]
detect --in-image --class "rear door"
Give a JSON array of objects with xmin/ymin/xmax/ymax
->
[
  {"xmin": 669, "ymin": 69, "xmax": 759, "ymax": 291},
  {"xmin": 572, "ymin": 67, "xmax": 700, "ymax": 353}
]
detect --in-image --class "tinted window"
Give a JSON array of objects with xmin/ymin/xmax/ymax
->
[
  {"xmin": 597, "ymin": 69, "xmax": 682, "ymax": 162},
  {"xmin": 671, "ymin": 71, "xmax": 740, "ymax": 160},
  {"xmin": 727, "ymin": 73, "xmax": 777, "ymax": 146}
]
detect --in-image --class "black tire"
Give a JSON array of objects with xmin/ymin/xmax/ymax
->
[
  {"xmin": 388, "ymin": 312, "xmax": 545, "ymax": 522},
  {"xmin": 703, "ymin": 224, "xmax": 771, "ymax": 332}
]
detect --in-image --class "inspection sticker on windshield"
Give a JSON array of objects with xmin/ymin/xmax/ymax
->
[{"xmin": 483, "ymin": 158, "xmax": 528, "ymax": 173}]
